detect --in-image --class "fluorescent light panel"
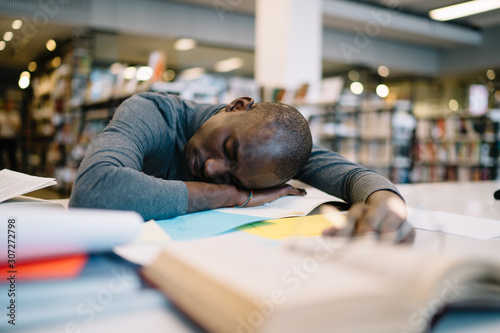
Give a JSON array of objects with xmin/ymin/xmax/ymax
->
[
  {"xmin": 180, "ymin": 67, "xmax": 205, "ymax": 80},
  {"xmin": 174, "ymin": 38, "xmax": 197, "ymax": 51},
  {"xmin": 214, "ymin": 57, "xmax": 243, "ymax": 72},
  {"xmin": 430, "ymin": 0, "xmax": 500, "ymax": 21}
]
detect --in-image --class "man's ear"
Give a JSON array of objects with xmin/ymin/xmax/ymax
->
[{"xmin": 225, "ymin": 97, "xmax": 255, "ymax": 112}]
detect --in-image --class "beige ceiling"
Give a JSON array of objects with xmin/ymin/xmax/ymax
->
[
  {"xmin": 0, "ymin": 18, "xmax": 75, "ymax": 71},
  {"xmin": 0, "ymin": 14, "xmax": 349, "ymax": 77},
  {"xmin": 169, "ymin": 0, "xmax": 500, "ymax": 28},
  {"xmin": 1, "ymin": 0, "xmax": 499, "ymax": 77},
  {"xmin": 363, "ymin": 0, "xmax": 500, "ymax": 27}
]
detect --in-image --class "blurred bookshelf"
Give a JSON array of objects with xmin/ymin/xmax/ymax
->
[
  {"xmin": 18, "ymin": 41, "xmax": 500, "ymax": 190},
  {"xmin": 411, "ymin": 115, "xmax": 499, "ymax": 182},
  {"xmin": 307, "ymin": 99, "xmax": 415, "ymax": 184},
  {"xmin": 307, "ymin": 103, "xmax": 499, "ymax": 184}
]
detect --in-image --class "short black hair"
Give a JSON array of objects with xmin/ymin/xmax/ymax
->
[{"xmin": 246, "ymin": 102, "xmax": 312, "ymax": 182}]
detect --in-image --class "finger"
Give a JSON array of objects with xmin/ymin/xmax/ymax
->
[
  {"xmin": 288, "ymin": 187, "xmax": 307, "ymax": 196},
  {"xmin": 246, "ymin": 186, "xmax": 296, "ymax": 207},
  {"xmin": 322, "ymin": 226, "xmax": 338, "ymax": 236},
  {"xmin": 277, "ymin": 185, "xmax": 306, "ymax": 197},
  {"xmin": 379, "ymin": 211, "xmax": 405, "ymax": 234},
  {"xmin": 343, "ymin": 203, "xmax": 366, "ymax": 238},
  {"xmin": 366, "ymin": 201, "xmax": 391, "ymax": 237},
  {"xmin": 376, "ymin": 198, "xmax": 407, "ymax": 236},
  {"xmin": 399, "ymin": 224, "xmax": 415, "ymax": 244}
]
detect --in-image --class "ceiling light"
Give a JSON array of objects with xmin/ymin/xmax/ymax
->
[
  {"xmin": 214, "ymin": 57, "xmax": 244, "ymax": 72},
  {"xmin": 12, "ymin": 20, "xmax": 23, "ymax": 30},
  {"xmin": 449, "ymin": 99, "xmax": 459, "ymax": 111},
  {"xmin": 19, "ymin": 76, "xmax": 30, "ymax": 89},
  {"xmin": 137, "ymin": 66, "xmax": 153, "ymax": 81},
  {"xmin": 3, "ymin": 31, "xmax": 13, "ymax": 42},
  {"xmin": 174, "ymin": 38, "xmax": 197, "ymax": 51},
  {"xmin": 350, "ymin": 82, "xmax": 364, "ymax": 95},
  {"xmin": 110, "ymin": 62, "xmax": 122, "ymax": 75},
  {"xmin": 123, "ymin": 66, "xmax": 137, "ymax": 80},
  {"xmin": 348, "ymin": 70, "xmax": 360, "ymax": 81},
  {"xmin": 180, "ymin": 67, "xmax": 205, "ymax": 81},
  {"xmin": 0, "ymin": 41, "xmax": 5, "ymax": 51},
  {"xmin": 429, "ymin": 0, "xmax": 500, "ymax": 21},
  {"xmin": 46, "ymin": 39, "xmax": 56, "ymax": 51},
  {"xmin": 52, "ymin": 56, "xmax": 61, "ymax": 68},
  {"xmin": 28, "ymin": 61, "xmax": 37, "ymax": 72},
  {"xmin": 376, "ymin": 84, "xmax": 390, "ymax": 98},
  {"xmin": 487, "ymin": 69, "xmax": 496, "ymax": 80},
  {"xmin": 377, "ymin": 65, "xmax": 390, "ymax": 77},
  {"xmin": 162, "ymin": 69, "xmax": 176, "ymax": 82}
]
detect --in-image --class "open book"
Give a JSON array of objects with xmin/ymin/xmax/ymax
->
[
  {"xmin": 142, "ymin": 232, "xmax": 500, "ymax": 333},
  {"xmin": 0, "ymin": 169, "xmax": 57, "ymax": 203},
  {"xmin": 154, "ymin": 180, "xmax": 344, "ymax": 240}
]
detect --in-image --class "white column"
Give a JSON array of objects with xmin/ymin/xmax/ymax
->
[{"xmin": 255, "ymin": 0, "xmax": 323, "ymax": 102}]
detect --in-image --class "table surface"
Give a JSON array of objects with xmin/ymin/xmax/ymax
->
[
  {"xmin": 397, "ymin": 180, "xmax": 500, "ymax": 220},
  {"xmin": 12, "ymin": 181, "xmax": 500, "ymax": 333}
]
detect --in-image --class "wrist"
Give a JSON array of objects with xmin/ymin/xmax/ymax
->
[
  {"xmin": 229, "ymin": 185, "xmax": 251, "ymax": 207},
  {"xmin": 234, "ymin": 189, "xmax": 253, "ymax": 208},
  {"xmin": 366, "ymin": 190, "xmax": 403, "ymax": 205}
]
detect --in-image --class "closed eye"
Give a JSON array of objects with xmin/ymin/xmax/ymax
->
[{"xmin": 223, "ymin": 136, "xmax": 244, "ymax": 187}]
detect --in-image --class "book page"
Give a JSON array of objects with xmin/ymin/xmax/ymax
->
[
  {"xmin": 0, "ymin": 196, "xmax": 65, "ymax": 209},
  {"xmin": 0, "ymin": 169, "xmax": 57, "ymax": 203},
  {"xmin": 284, "ymin": 236, "xmax": 469, "ymax": 299},
  {"xmin": 146, "ymin": 233, "xmax": 500, "ymax": 333}
]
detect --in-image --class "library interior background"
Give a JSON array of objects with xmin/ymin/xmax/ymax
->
[{"xmin": 0, "ymin": 0, "xmax": 499, "ymax": 198}]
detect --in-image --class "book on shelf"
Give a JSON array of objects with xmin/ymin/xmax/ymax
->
[{"xmin": 142, "ymin": 232, "xmax": 500, "ymax": 333}]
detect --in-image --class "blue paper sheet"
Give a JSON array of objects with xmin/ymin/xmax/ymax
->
[{"xmin": 155, "ymin": 211, "xmax": 272, "ymax": 241}]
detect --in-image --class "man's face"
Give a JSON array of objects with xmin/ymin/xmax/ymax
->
[{"xmin": 184, "ymin": 111, "xmax": 284, "ymax": 189}]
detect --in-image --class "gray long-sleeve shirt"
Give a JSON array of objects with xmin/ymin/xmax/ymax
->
[{"xmin": 69, "ymin": 92, "xmax": 401, "ymax": 220}]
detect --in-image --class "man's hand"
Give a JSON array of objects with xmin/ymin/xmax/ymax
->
[
  {"xmin": 245, "ymin": 184, "xmax": 306, "ymax": 207},
  {"xmin": 322, "ymin": 190, "xmax": 415, "ymax": 243},
  {"xmin": 185, "ymin": 182, "xmax": 305, "ymax": 213}
]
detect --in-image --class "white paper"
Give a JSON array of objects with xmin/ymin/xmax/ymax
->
[
  {"xmin": 0, "ymin": 208, "xmax": 144, "ymax": 261},
  {"xmin": 114, "ymin": 220, "xmax": 171, "ymax": 266},
  {"xmin": 407, "ymin": 207, "xmax": 500, "ymax": 240},
  {"xmin": 0, "ymin": 169, "xmax": 57, "ymax": 203}
]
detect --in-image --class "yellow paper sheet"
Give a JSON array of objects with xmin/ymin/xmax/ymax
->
[{"xmin": 238, "ymin": 214, "xmax": 346, "ymax": 240}]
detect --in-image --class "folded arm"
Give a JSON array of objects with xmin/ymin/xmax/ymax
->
[{"xmin": 69, "ymin": 94, "xmax": 303, "ymax": 220}]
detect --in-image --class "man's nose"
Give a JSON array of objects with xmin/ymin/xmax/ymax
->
[{"xmin": 204, "ymin": 158, "xmax": 231, "ymax": 183}]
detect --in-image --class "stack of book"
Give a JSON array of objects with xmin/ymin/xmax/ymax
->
[{"xmin": 0, "ymin": 170, "xmax": 165, "ymax": 331}]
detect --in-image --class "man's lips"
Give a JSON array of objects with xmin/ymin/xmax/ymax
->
[{"xmin": 189, "ymin": 156, "xmax": 196, "ymax": 176}]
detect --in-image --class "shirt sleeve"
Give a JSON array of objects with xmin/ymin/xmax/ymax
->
[
  {"xmin": 68, "ymin": 94, "xmax": 188, "ymax": 220},
  {"xmin": 295, "ymin": 145, "xmax": 402, "ymax": 204}
]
